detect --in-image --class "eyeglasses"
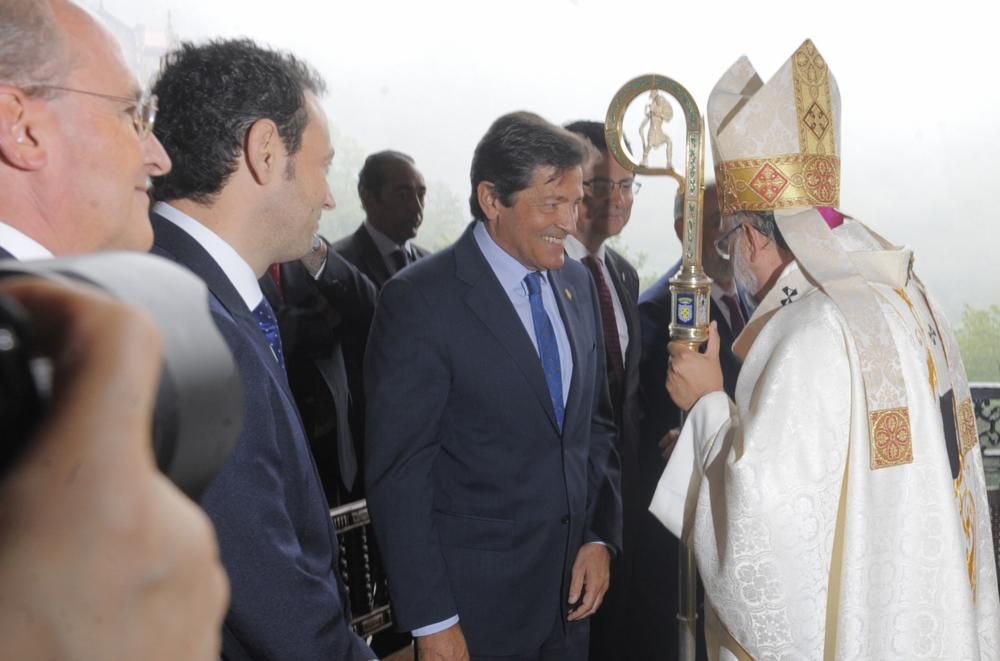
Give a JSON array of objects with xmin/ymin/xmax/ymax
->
[
  {"xmin": 713, "ymin": 223, "xmax": 747, "ymax": 260},
  {"xmin": 31, "ymin": 85, "xmax": 158, "ymax": 139},
  {"xmin": 583, "ymin": 178, "xmax": 642, "ymax": 198}
]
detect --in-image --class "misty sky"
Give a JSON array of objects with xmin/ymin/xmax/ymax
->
[{"xmin": 87, "ymin": 0, "xmax": 997, "ymax": 324}]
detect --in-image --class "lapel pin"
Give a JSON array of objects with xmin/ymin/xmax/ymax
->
[{"xmin": 564, "ymin": 288, "xmax": 573, "ymax": 301}]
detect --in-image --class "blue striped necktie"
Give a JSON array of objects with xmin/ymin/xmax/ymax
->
[
  {"xmin": 524, "ymin": 272, "xmax": 564, "ymax": 430},
  {"xmin": 253, "ymin": 297, "xmax": 285, "ymax": 370}
]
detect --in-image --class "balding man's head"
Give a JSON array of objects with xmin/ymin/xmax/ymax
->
[{"xmin": 0, "ymin": 0, "xmax": 171, "ymax": 255}]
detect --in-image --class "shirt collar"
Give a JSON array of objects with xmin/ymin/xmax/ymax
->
[
  {"xmin": 563, "ymin": 234, "xmax": 606, "ymax": 263},
  {"xmin": 364, "ymin": 219, "xmax": 411, "ymax": 258},
  {"xmin": 0, "ymin": 221, "xmax": 54, "ymax": 260},
  {"xmin": 473, "ymin": 221, "xmax": 546, "ymax": 296},
  {"xmin": 153, "ymin": 202, "xmax": 263, "ymax": 311}
]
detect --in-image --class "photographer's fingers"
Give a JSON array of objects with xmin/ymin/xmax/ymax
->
[{"xmin": 0, "ymin": 278, "xmax": 163, "ymax": 469}]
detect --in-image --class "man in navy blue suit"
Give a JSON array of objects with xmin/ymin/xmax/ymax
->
[
  {"xmin": 149, "ymin": 39, "xmax": 374, "ymax": 660},
  {"xmin": 365, "ymin": 112, "xmax": 621, "ymax": 661}
]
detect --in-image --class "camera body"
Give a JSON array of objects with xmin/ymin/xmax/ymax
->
[{"xmin": 0, "ymin": 253, "xmax": 243, "ymax": 498}]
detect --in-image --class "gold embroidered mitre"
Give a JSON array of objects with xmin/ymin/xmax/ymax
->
[
  {"xmin": 708, "ymin": 39, "xmax": 841, "ymax": 215},
  {"xmin": 710, "ymin": 40, "xmax": 916, "ymax": 470}
]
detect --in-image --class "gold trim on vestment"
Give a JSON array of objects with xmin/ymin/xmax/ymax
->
[
  {"xmin": 792, "ymin": 40, "xmax": 837, "ymax": 159},
  {"xmin": 716, "ymin": 154, "xmax": 840, "ymax": 215},
  {"xmin": 957, "ymin": 397, "xmax": 978, "ymax": 455},
  {"xmin": 869, "ymin": 407, "xmax": 913, "ymax": 469}
]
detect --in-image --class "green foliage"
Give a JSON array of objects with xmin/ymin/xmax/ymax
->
[{"xmin": 956, "ymin": 304, "xmax": 1000, "ymax": 382}]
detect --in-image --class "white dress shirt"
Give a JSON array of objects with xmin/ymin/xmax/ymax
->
[
  {"xmin": 0, "ymin": 221, "xmax": 54, "ymax": 260},
  {"xmin": 153, "ymin": 202, "xmax": 262, "ymax": 312}
]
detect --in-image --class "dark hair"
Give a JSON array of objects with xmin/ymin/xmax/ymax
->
[
  {"xmin": 469, "ymin": 111, "xmax": 585, "ymax": 221},
  {"xmin": 150, "ymin": 38, "xmax": 326, "ymax": 204},
  {"xmin": 564, "ymin": 120, "xmax": 607, "ymax": 153},
  {"xmin": 357, "ymin": 150, "xmax": 415, "ymax": 207},
  {"xmin": 0, "ymin": 0, "xmax": 66, "ymax": 92}
]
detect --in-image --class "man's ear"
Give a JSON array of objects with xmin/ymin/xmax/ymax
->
[
  {"xmin": 673, "ymin": 215, "xmax": 684, "ymax": 243},
  {"xmin": 359, "ymin": 187, "xmax": 375, "ymax": 212},
  {"xmin": 244, "ymin": 118, "xmax": 283, "ymax": 185},
  {"xmin": 477, "ymin": 181, "xmax": 502, "ymax": 223},
  {"xmin": 0, "ymin": 89, "xmax": 46, "ymax": 171},
  {"xmin": 744, "ymin": 223, "xmax": 769, "ymax": 261}
]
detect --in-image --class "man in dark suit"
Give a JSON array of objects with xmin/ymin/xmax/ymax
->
[
  {"xmin": 333, "ymin": 150, "xmax": 430, "ymax": 288},
  {"xmin": 263, "ymin": 242, "xmax": 377, "ymax": 507},
  {"xmin": 149, "ymin": 39, "xmax": 374, "ymax": 661},
  {"xmin": 0, "ymin": 4, "xmax": 226, "ymax": 658},
  {"xmin": 365, "ymin": 112, "xmax": 621, "ymax": 661},
  {"xmin": 631, "ymin": 183, "xmax": 747, "ymax": 661},
  {"xmin": 0, "ymin": 0, "xmax": 171, "ymax": 260},
  {"xmin": 562, "ymin": 120, "xmax": 642, "ymax": 661}
]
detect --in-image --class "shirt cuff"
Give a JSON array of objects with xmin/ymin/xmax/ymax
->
[
  {"xmin": 648, "ymin": 390, "xmax": 731, "ymax": 539},
  {"xmin": 412, "ymin": 615, "xmax": 460, "ymax": 637}
]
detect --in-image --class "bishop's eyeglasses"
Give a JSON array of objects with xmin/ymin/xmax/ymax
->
[{"xmin": 714, "ymin": 223, "xmax": 747, "ymax": 261}]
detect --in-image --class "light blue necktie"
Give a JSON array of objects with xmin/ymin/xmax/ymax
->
[
  {"xmin": 253, "ymin": 297, "xmax": 285, "ymax": 371},
  {"xmin": 524, "ymin": 272, "xmax": 564, "ymax": 430}
]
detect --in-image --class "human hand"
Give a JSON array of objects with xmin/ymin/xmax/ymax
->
[
  {"xmin": 666, "ymin": 321, "xmax": 724, "ymax": 411},
  {"xmin": 0, "ymin": 278, "xmax": 228, "ymax": 661},
  {"xmin": 415, "ymin": 623, "xmax": 470, "ymax": 661},
  {"xmin": 659, "ymin": 428, "xmax": 681, "ymax": 461},
  {"xmin": 299, "ymin": 234, "xmax": 329, "ymax": 277},
  {"xmin": 567, "ymin": 542, "xmax": 611, "ymax": 621}
]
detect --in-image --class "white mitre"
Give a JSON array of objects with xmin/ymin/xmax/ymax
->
[
  {"xmin": 707, "ymin": 39, "xmax": 916, "ymax": 469},
  {"xmin": 709, "ymin": 39, "xmax": 841, "ymax": 215}
]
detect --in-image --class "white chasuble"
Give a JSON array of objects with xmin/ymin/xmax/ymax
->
[{"xmin": 651, "ymin": 219, "xmax": 1000, "ymax": 660}]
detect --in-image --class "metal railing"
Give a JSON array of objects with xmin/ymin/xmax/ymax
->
[
  {"xmin": 330, "ymin": 500, "xmax": 393, "ymax": 637},
  {"xmin": 972, "ymin": 382, "xmax": 1000, "ymax": 586}
]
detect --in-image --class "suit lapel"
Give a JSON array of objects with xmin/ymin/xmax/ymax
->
[
  {"xmin": 356, "ymin": 226, "xmax": 391, "ymax": 286},
  {"xmin": 151, "ymin": 212, "xmax": 287, "ymax": 388},
  {"xmin": 605, "ymin": 252, "xmax": 638, "ymax": 360},
  {"xmin": 549, "ymin": 267, "xmax": 585, "ymax": 433},
  {"xmin": 455, "ymin": 225, "xmax": 562, "ymax": 433}
]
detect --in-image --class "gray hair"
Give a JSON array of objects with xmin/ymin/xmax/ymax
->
[
  {"xmin": 725, "ymin": 209, "xmax": 790, "ymax": 252},
  {"xmin": 0, "ymin": 0, "xmax": 67, "ymax": 92}
]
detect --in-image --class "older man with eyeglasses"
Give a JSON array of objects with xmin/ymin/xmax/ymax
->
[
  {"xmin": 0, "ymin": 0, "xmax": 171, "ymax": 259},
  {"xmin": 0, "ymin": 1, "xmax": 227, "ymax": 660}
]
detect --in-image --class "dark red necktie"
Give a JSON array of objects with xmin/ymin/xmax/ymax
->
[
  {"xmin": 267, "ymin": 263, "xmax": 284, "ymax": 305},
  {"xmin": 582, "ymin": 255, "xmax": 625, "ymax": 388},
  {"xmin": 722, "ymin": 293, "xmax": 746, "ymax": 336}
]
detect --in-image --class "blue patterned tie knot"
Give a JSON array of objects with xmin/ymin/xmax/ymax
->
[
  {"xmin": 253, "ymin": 297, "xmax": 285, "ymax": 370},
  {"xmin": 525, "ymin": 272, "xmax": 564, "ymax": 431}
]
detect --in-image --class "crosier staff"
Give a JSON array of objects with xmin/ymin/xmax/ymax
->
[{"xmin": 605, "ymin": 75, "xmax": 711, "ymax": 661}]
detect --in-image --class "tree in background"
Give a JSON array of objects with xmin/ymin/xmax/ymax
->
[{"xmin": 956, "ymin": 304, "xmax": 1000, "ymax": 383}]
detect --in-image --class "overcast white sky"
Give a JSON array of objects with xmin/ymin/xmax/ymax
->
[{"xmin": 88, "ymin": 0, "xmax": 997, "ymax": 324}]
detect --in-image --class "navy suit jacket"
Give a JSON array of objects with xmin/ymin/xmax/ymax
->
[
  {"xmin": 631, "ymin": 261, "xmax": 745, "ymax": 660},
  {"xmin": 151, "ymin": 213, "xmax": 373, "ymax": 661},
  {"xmin": 364, "ymin": 222, "xmax": 621, "ymax": 656},
  {"xmin": 0, "ymin": 246, "xmax": 14, "ymax": 259},
  {"xmin": 332, "ymin": 222, "xmax": 430, "ymax": 289}
]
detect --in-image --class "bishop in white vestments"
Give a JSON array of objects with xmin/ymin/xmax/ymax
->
[{"xmin": 651, "ymin": 39, "xmax": 1000, "ymax": 660}]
